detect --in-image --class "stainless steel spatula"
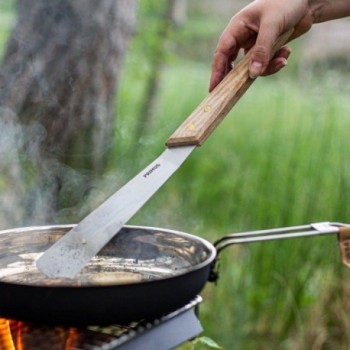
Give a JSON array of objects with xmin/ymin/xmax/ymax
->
[{"xmin": 36, "ymin": 30, "xmax": 293, "ymax": 278}]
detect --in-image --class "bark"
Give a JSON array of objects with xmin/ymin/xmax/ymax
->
[{"xmin": 0, "ymin": 0, "xmax": 136, "ymax": 228}]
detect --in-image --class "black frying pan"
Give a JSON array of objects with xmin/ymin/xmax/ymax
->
[
  {"xmin": 0, "ymin": 223, "xmax": 346, "ymax": 325},
  {"xmin": 0, "ymin": 225, "xmax": 216, "ymax": 325}
]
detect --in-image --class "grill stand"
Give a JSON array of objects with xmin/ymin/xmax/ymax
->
[
  {"xmin": 2, "ymin": 296, "xmax": 203, "ymax": 350},
  {"xmin": 116, "ymin": 296, "xmax": 203, "ymax": 350}
]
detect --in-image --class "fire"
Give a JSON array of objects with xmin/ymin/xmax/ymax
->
[
  {"xmin": 0, "ymin": 319, "xmax": 15, "ymax": 350},
  {"xmin": 64, "ymin": 328, "xmax": 80, "ymax": 350},
  {"xmin": 0, "ymin": 319, "xmax": 81, "ymax": 350}
]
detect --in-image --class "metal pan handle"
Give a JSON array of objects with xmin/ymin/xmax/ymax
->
[
  {"xmin": 214, "ymin": 222, "xmax": 348, "ymax": 253},
  {"xmin": 208, "ymin": 222, "xmax": 350, "ymax": 282}
]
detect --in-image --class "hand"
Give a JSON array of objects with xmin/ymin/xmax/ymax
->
[{"xmin": 209, "ymin": 0, "xmax": 315, "ymax": 91}]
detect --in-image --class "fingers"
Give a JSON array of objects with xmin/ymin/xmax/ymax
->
[
  {"xmin": 209, "ymin": 30, "xmax": 240, "ymax": 92},
  {"xmin": 209, "ymin": 51, "xmax": 231, "ymax": 93},
  {"xmin": 248, "ymin": 23, "xmax": 281, "ymax": 78},
  {"xmin": 262, "ymin": 46, "xmax": 291, "ymax": 76},
  {"xmin": 210, "ymin": 41, "xmax": 291, "ymax": 91},
  {"xmin": 209, "ymin": 20, "xmax": 255, "ymax": 92}
]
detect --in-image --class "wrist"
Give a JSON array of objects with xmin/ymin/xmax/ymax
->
[
  {"xmin": 307, "ymin": 0, "xmax": 328, "ymax": 23},
  {"xmin": 308, "ymin": 0, "xmax": 350, "ymax": 23}
]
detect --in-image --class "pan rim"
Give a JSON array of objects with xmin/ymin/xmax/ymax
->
[{"xmin": 0, "ymin": 224, "xmax": 217, "ymax": 288}]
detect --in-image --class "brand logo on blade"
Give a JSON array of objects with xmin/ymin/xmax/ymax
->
[{"xmin": 143, "ymin": 163, "xmax": 161, "ymax": 178}]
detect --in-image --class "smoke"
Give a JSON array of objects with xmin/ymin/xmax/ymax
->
[
  {"xmin": 0, "ymin": 1, "xmax": 138, "ymax": 231},
  {"xmin": 0, "ymin": 107, "xmax": 103, "ymax": 229},
  {"xmin": 0, "ymin": 108, "xmax": 26, "ymax": 228}
]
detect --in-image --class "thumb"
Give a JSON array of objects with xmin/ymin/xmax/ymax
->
[{"xmin": 249, "ymin": 27, "xmax": 279, "ymax": 79}]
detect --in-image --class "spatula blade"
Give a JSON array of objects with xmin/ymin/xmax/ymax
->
[{"xmin": 36, "ymin": 145, "xmax": 195, "ymax": 278}]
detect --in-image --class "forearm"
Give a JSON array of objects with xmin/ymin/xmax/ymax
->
[{"xmin": 310, "ymin": 0, "xmax": 350, "ymax": 22}]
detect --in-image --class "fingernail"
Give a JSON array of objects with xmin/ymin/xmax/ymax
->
[
  {"xmin": 275, "ymin": 58, "xmax": 288, "ymax": 72},
  {"xmin": 249, "ymin": 60, "xmax": 263, "ymax": 79},
  {"xmin": 281, "ymin": 58, "xmax": 288, "ymax": 67}
]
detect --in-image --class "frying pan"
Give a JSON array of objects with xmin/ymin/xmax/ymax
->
[{"xmin": 0, "ymin": 222, "xmax": 349, "ymax": 326}]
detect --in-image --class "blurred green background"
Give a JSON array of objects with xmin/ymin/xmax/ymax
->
[{"xmin": 2, "ymin": 1, "xmax": 350, "ymax": 349}]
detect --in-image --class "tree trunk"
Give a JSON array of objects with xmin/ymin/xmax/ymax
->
[
  {"xmin": 135, "ymin": 0, "xmax": 186, "ymax": 143},
  {"xmin": 0, "ymin": 0, "xmax": 136, "ymax": 228}
]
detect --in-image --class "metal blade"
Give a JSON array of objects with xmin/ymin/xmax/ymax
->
[{"xmin": 36, "ymin": 145, "xmax": 195, "ymax": 278}]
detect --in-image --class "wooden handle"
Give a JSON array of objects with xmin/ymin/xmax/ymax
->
[
  {"xmin": 338, "ymin": 226, "xmax": 350, "ymax": 268},
  {"xmin": 166, "ymin": 29, "xmax": 294, "ymax": 147}
]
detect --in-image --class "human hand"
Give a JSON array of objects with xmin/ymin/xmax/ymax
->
[{"xmin": 209, "ymin": 0, "xmax": 314, "ymax": 91}]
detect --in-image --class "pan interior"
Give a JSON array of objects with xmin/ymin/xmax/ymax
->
[{"xmin": 0, "ymin": 225, "xmax": 214, "ymax": 287}]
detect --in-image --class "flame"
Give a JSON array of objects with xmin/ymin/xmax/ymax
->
[
  {"xmin": 0, "ymin": 319, "xmax": 15, "ymax": 350},
  {"xmin": 64, "ymin": 328, "xmax": 80, "ymax": 349},
  {"xmin": 9, "ymin": 321, "xmax": 24, "ymax": 350},
  {"xmin": 0, "ymin": 319, "xmax": 81, "ymax": 350}
]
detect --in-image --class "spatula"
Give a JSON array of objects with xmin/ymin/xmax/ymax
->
[{"xmin": 36, "ymin": 29, "xmax": 293, "ymax": 278}]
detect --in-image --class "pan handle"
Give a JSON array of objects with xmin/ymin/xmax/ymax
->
[
  {"xmin": 165, "ymin": 29, "xmax": 294, "ymax": 147},
  {"xmin": 208, "ymin": 222, "xmax": 350, "ymax": 282}
]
